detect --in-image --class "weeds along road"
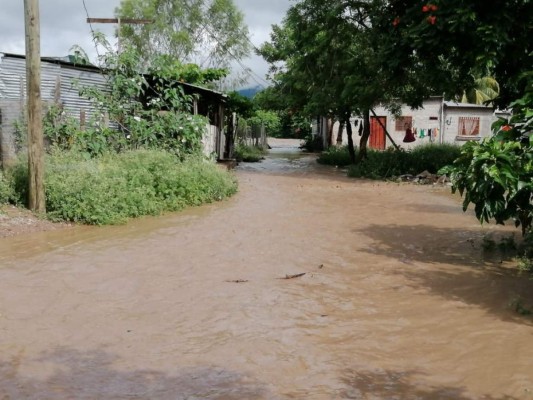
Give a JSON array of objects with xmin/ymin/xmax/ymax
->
[{"xmin": 0, "ymin": 140, "xmax": 532, "ymax": 399}]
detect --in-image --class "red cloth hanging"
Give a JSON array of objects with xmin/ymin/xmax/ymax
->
[{"xmin": 403, "ymin": 128, "xmax": 416, "ymax": 143}]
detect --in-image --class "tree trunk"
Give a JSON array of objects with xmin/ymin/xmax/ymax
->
[
  {"xmin": 337, "ymin": 121, "xmax": 344, "ymax": 146},
  {"xmin": 326, "ymin": 118, "xmax": 334, "ymax": 148},
  {"xmin": 356, "ymin": 109, "xmax": 371, "ymax": 164},
  {"xmin": 345, "ymin": 116, "xmax": 356, "ymax": 164}
]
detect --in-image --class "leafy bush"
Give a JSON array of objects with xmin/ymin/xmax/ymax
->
[
  {"xmin": 8, "ymin": 149, "xmax": 237, "ymax": 225},
  {"xmin": 317, "ymin": 146, "xmax": 353, "ymax": 167},
  {"xmin": 348, "ymin": 144, "xmax": 461, "ymax": 179},
  {"xmin": 408, "ymin": 144, "xmax": 462, "ymax": 174},
  {"xmin": 0, "ymin": 170, "xmax": 14, "ymax": 204},
  {"xmin": 348, "ymin": 148, "xmax": 411, "ymax": 179},
  {"xmin": 234, "ymin": 144, "xmax": 266, "ymax": 162},
  {"xmin": 23, "ymin": 36, "xmax": 210, "ymax": 159},
  {"xmin": 440, "ymin": 71, "xmax": 532, "ymax": 236},
  {"xmin": 300, "ymin": 134, "xmax": 324, "ymax": 152}
]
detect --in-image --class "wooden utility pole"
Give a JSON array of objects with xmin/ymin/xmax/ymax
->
[{"xmin": 24, "ymin": 0, "xmax": 46, "ymax": 213}]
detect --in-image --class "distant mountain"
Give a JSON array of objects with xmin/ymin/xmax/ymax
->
[{"xmin": 237, "ymin": 85, "xmax": 264, "ymax": 99}]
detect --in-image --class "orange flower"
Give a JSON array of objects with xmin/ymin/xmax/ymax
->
[
  {"xmin": 430, "ymin": 4, "xmax": 438, "ymax": 11},
  {"xmin": 501, "ymin": 125, "xmax": 512, "ymax": 131},
  {"xmin": 422, "ymin": 5, "xmax": 430, "ymax": 12},
  {"xmin": 427, "ymin": 15, "xmax": 437, "ymax": 24},
  {"xmin": 392, "ymin": 17, "xmax": 400, "ymax": 27}
]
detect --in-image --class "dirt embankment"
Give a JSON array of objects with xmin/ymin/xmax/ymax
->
[{"xmin": 0, "ymin": 205, "xmax": 72, "ymax": 238}]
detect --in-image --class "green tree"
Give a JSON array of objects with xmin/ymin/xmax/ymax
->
[
  {"xmin": 148, "ymin": 55, "xmax": 229, "ymax": 86},
  {"xmin": 116, "ymin": 0, "xmax": 251, "ymax": 68},
  {"xmin": 375, "ymin": 0, "xmax": 532, "ymax": 109},
  {"xmin": 260, "ymin": 0, "xmax": 409, "ymax": 162},
  {"xmin": 248, "ymin": 110, "xmax": 281, "ymax": 137},
  {"xmin": 460, "ymin": 76, "xmax": 500, "ymax": 105},
  {"xmin": 61, "ymin": 34, "xmax": 210, "ymax": 158}
]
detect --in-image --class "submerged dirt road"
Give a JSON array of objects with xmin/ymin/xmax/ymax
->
[{"xmin": 1, "ymin": 142, "xmax": 532, "ymax": 399}]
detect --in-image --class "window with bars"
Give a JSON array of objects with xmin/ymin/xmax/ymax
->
[
  {"xmin": 458, "ymin": 117, "xmax": 480, "ymax": 136},
  {"xmin": 395, "ymin": 116, "xmax": 412, "ymax": 131}
]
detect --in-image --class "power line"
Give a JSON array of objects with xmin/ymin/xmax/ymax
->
[{"xmin": 81, "ymin": 0, "xmax": 101, "ymax": 60}]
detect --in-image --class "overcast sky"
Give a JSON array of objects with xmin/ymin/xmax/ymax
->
[{"xmin": 0, "ymin": 0, "xmax": 291, "ymax": 88}]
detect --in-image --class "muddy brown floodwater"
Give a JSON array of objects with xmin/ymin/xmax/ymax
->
[{"xmin": 1, "ymin": 140, "xmax": 532, "ymax": 399}]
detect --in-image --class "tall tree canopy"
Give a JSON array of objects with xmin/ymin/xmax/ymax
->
[
  {"xmin": 374, "ymin": 0, "xmax": 532, "ymax": 108},
  {"xmin": 116, "ymin": 0, "xmax": 251, "ymax": 68},
  {"xmin": 260, "ymin": 0, "xmax": 531, "ymax": 161}
]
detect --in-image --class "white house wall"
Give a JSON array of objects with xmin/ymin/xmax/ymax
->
[
  {"xmin": 441, "ymin": 105, "xmax": 496, "ymax": 144},
  {"xmin": 373, "ymin": 98, "xmax": 443, "ymax": 149},
  {"xmin": 331, "ymin": 98, "xmax": 497, "ymax": 149}
]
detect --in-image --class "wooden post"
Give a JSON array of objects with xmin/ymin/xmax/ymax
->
[
  {"xmin": 24, "ymin": 0, "xmax": 46, "ymax": 213},
  {"xmin": 80, "ymin": 110, "xmax": 86, "ymax": 131},
  {"xmin": 86, "ymin": 18, "xmax": 153, "ymax": 53}
]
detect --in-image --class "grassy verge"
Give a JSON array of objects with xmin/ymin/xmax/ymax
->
[
  {"xmin": 317, "ymin": 146, "xmax": 352, "ymax": 167},
  {"xmin": 0, "ymin": 171, "xmax": 14, "ymax": 204},
  {"xmin": 348, "ymin": 144, "xmax": 461, "ymax": 179},
  {"xmin": 234, "ymin": 144, "xmax": 266, "ymax": 162},
  {"xmin": 5, "ymin": 149, "xmax": 237, "ymax": 225}
]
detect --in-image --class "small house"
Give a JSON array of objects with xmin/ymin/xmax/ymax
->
[
  {"xmin": 0, "ymin": 52, "xmax": 230, "ymax": 167},
  {"xmin": 314, "ymin": 97, "xmax": 505, "ymax": 150}
]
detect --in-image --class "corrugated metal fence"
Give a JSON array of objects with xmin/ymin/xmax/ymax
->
[{"xmin": 0, "ymin": 53, "xmax": 109, "ymax": 165}]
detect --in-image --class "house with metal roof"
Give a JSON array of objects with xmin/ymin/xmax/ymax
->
[{"xmin": 0, "ymin": 52, "xmax": 230, "ymax": 167}]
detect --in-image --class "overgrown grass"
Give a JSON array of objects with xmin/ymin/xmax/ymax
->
[
  {"xmin": 348, "ymin": 144, "xmax": 461, "ymax": 179},
  {"xmin": 7, "ymin": 149, "xmax": 237, "ymax": 225},
  {"xmin": 234, "ymin": 144, "xmax": 266, "ymax": 162},
  {"xmin": 0, "ymin": 170, "xmax": 14, "ymax": 204},
  {"xmin": 317, "ymin": 146, "xmax": 353, "ymax": 167}
]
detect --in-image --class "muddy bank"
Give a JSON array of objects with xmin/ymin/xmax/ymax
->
[
  {"xmin": 0, "ymin": 145, "xmax": 532, "ymax": 399},
  {"xmin": 0, "ymin": 205, "xmax": 73, "ymax": 239}
]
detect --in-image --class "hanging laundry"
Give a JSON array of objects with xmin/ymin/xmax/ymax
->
[
  {"xmin": 403, "ymin": 128, "xmax": 416, "ymax": 143},
  {"xmin": 434, "ymin": 127, "xmax": 439, "ymax": 138},
  {"xmin": 419, "ymin": 129, "xmax": 425, "ymax": 138}
]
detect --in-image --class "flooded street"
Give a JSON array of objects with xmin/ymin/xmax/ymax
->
[{"xmin": 1, "ymin": 140, "xmax": 532, "ymax": 399}]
